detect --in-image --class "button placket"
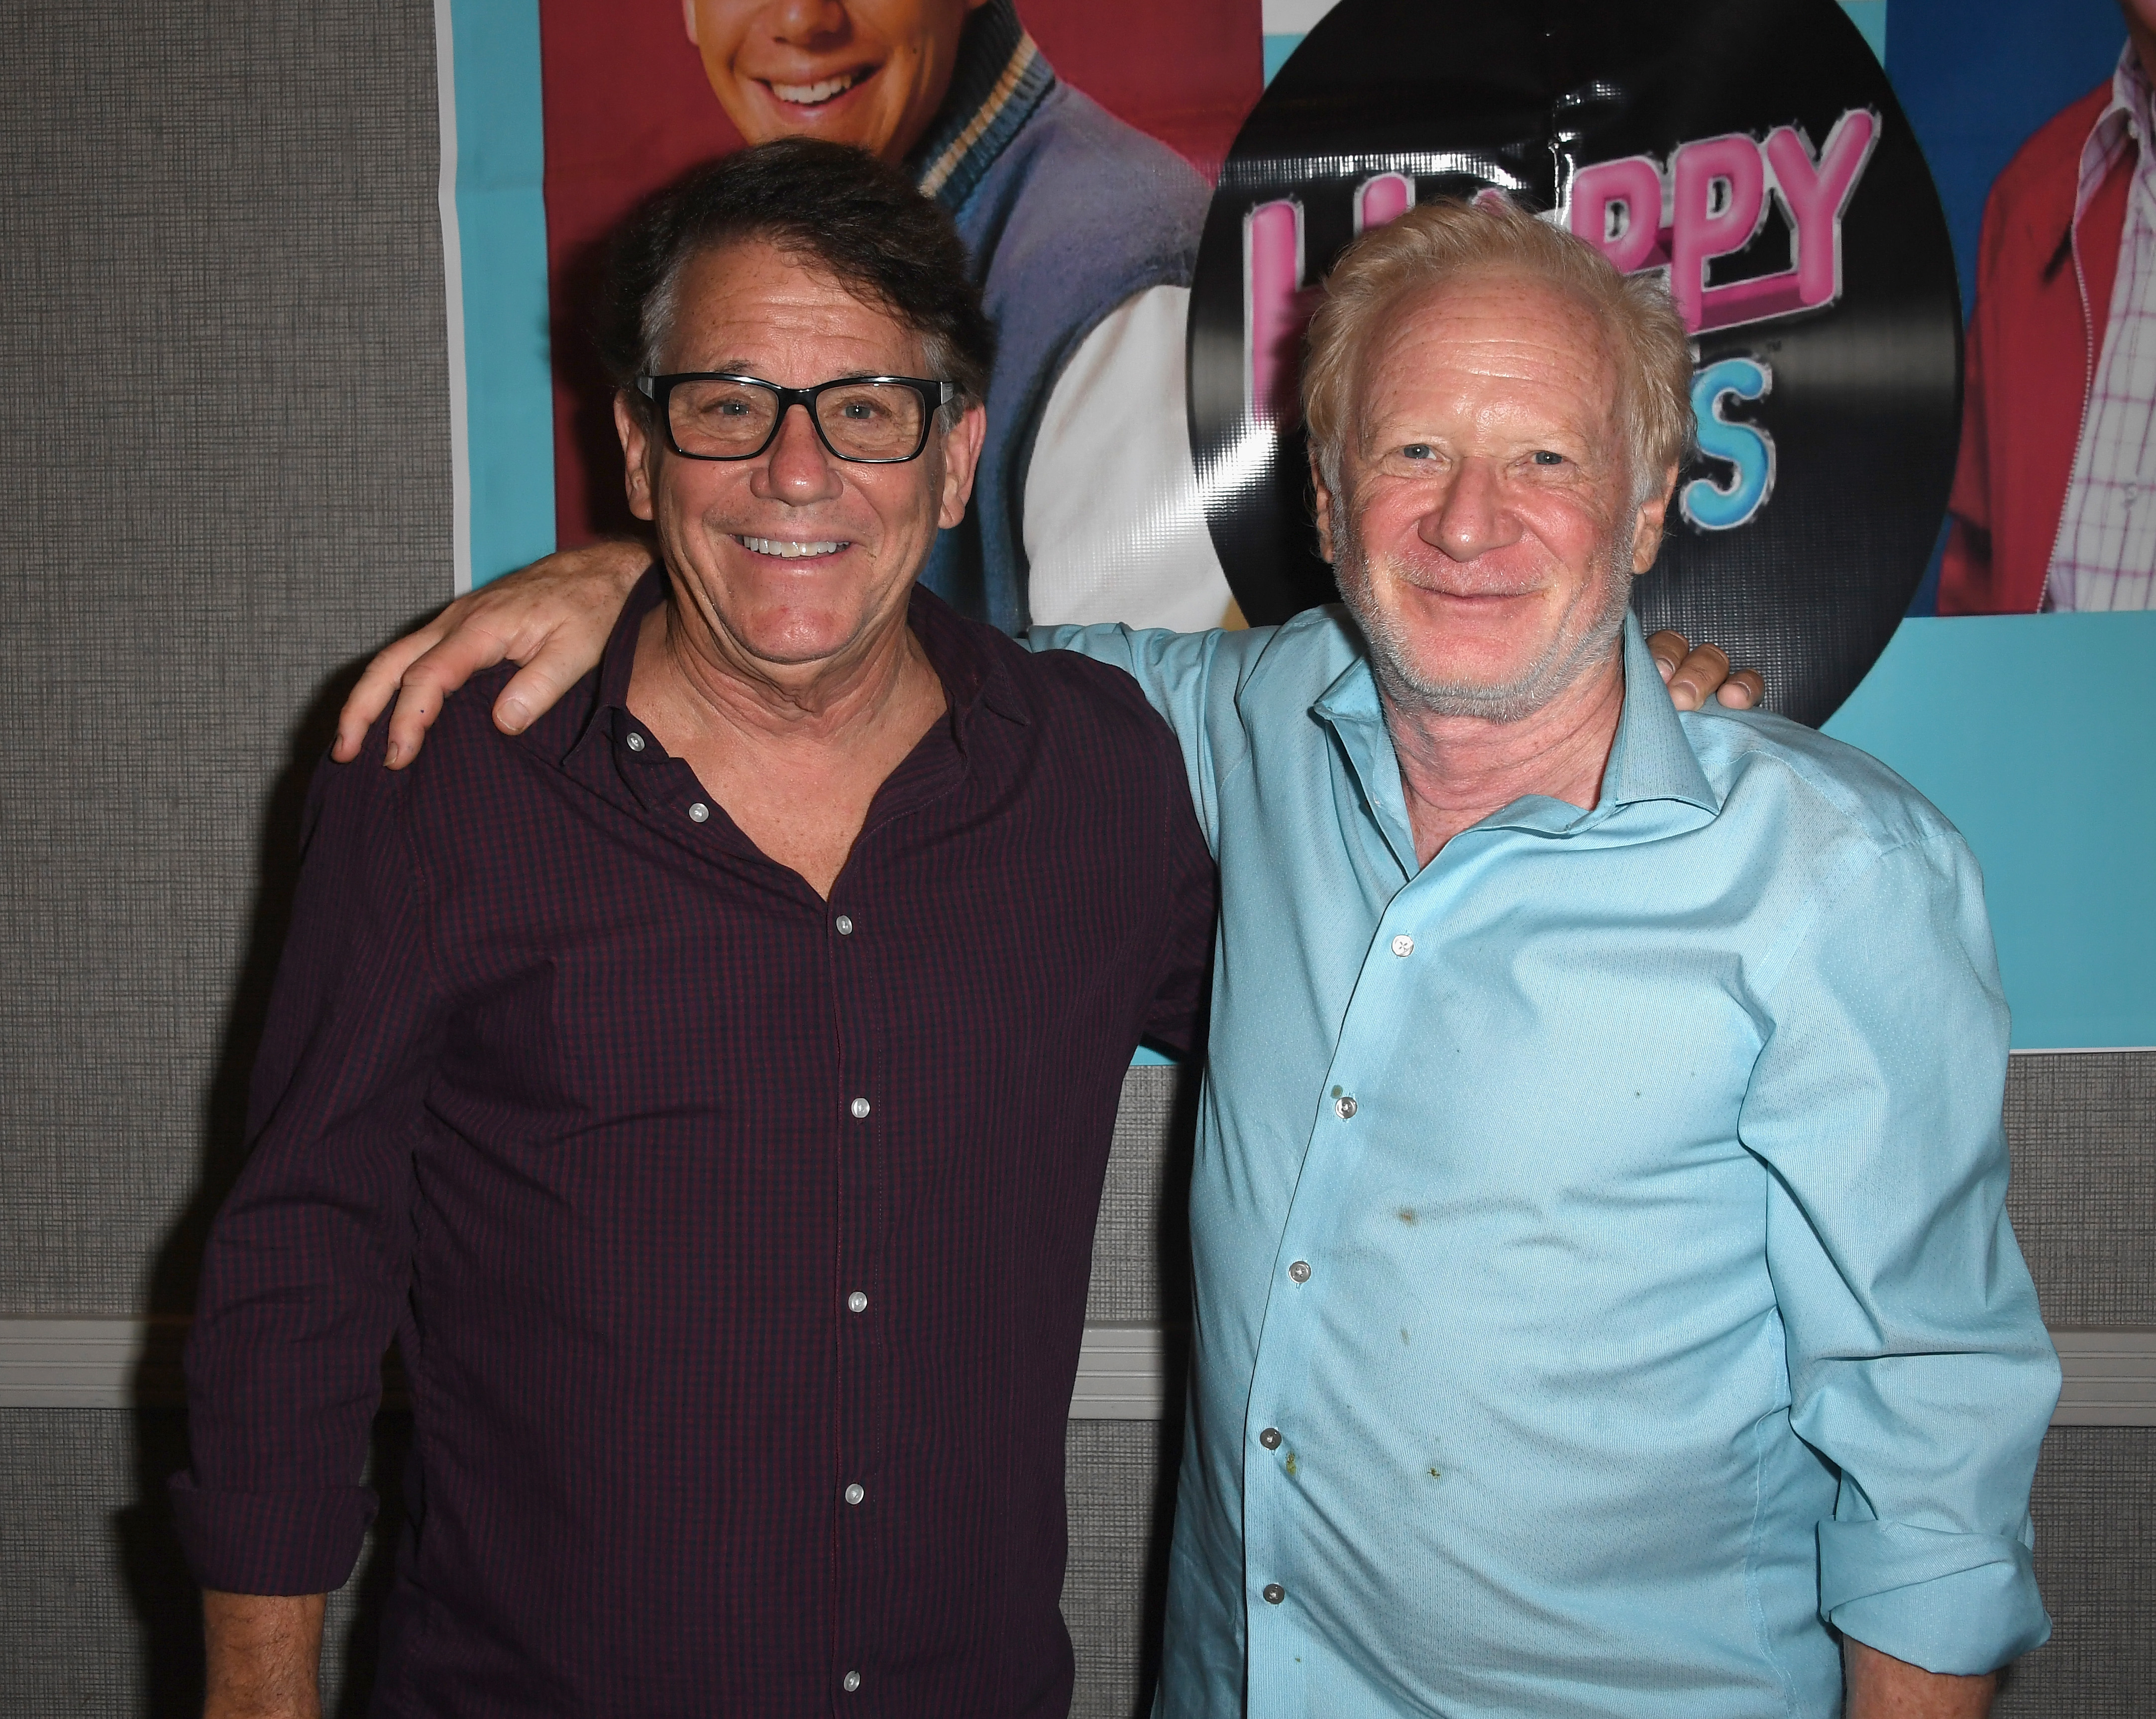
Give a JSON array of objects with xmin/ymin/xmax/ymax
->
[{"xmin": 830, "ymin": 879, "xmax": 886, "ymax": 1662}]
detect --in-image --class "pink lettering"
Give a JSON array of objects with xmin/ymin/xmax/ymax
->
[
  {"xmin": 1766, "ymin": 109, "xmax": 1878, "ymax": 310},
  {"xmin": 1569, "ymin": 156, "xmax": 1666, "ymax": 274},
  {"xmin": 1670, "ymin": 134, "xmax": 1767, "ymax": 333},
  {"xmin": 1244, "ymin": 199, "xmax": 1310, "ymax": 427},
  {"xmin": 1565, "ymin": 108, "xmax": 1880, "ymax": 336},
  {"xmin": 1355, "ymin": 172, "xmax": 1414, "ymax": 233}
]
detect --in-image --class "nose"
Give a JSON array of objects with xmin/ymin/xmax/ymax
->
[
  {"xmin": 763, "ymin": 0, "xmax": 850, "ymax": 48},
  {"xmin": 1422, "ymin": 457, "xmax": 1521, "ymax": 564},
  {"xmin": 753, "ymin": 403, "xmax": 844, "ymax": 506}
]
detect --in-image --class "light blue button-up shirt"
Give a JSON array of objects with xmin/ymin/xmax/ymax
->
[{"xmin": 1041, "ymin": 610, "xmax": 2058, "ymax": 1719}]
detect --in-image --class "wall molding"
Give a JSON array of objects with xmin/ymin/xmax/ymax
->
[{"xmin": 0, "ymin": 1318, "xmax": 2147, "ymax": 1424}]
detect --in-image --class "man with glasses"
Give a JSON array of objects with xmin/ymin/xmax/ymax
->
[{"xmin": 173, "ymin": 139, "xmax": 1218, "ymax": 1717}]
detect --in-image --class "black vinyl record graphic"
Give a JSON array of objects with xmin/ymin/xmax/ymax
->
[{"xmin": 1186, "ymin": 0, "xmax": 1961, "ymax": 725}]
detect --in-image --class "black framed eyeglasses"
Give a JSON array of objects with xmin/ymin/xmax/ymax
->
[{"xmin": 635, "ymin": 373, "xmax": 957, "ymax": 464}]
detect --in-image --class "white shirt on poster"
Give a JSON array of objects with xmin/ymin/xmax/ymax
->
[{"xmin": 1021, "ymin": 284, "xmax": 1239, "ymax": 631}]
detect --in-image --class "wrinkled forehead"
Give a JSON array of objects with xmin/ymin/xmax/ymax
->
[
  {"xmin": 1354, "ymin": 268, "xmax": 1625, "ymax": 444},
  {"xmin": 665, "ymin": 237, "xmax": 926, "ymax": 370}
]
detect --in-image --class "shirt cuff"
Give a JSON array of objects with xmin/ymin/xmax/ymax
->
[
  {"xmin": 168, "ymin": 1471, "xmax": 376, "ymax": 1595},
  {"xmin": 1818, "ymin": 1519, "xmax": 2051, "ymax": 1674}
]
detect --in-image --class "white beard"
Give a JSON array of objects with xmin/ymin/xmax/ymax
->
[{"xmin": 1331, "ymin": 515, "xmax": 1634, "ymax": 724}]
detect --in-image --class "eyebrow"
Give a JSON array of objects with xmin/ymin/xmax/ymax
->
[{"xmin": 665, "ymin": 362, "xmax": 900, "ymax": 383}]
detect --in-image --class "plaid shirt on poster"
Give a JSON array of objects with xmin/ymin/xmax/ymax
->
[{"xmin": 2051, "ymin": 44, "xmax": 2156, "ymax": 611}]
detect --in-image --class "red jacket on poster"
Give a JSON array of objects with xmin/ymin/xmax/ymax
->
[{"xmin": 1939, "ymin": 83, "xmax": 2132, "ymax": 614}]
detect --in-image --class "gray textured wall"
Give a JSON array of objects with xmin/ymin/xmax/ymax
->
[
  {"xmin": 0, "ymin": 0, "xmax": 2149, "ymax": 1715},
  {"xmin": 0, "ymin": 0, "xmax": 451, "ymax": 1320}
]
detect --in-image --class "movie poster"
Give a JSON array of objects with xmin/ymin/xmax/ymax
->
[{"xmin": 432, "ymin": 0, "xmax": 2155, "ymax": 1049}]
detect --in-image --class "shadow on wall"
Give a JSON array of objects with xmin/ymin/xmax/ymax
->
[
  {"xmin": 110, "ymin": 641, "xmax": 437, "ymax": 1712},
  {"xmin": 557, "ymin": 221, "xmax": 644, "ymax": 549}
]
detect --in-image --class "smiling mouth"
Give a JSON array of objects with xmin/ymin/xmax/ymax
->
[
  {"xmin": 738, "ymin": 535, "xmax": 850, "ymax": 560},
  {"xmin": 763, "ymin": 67, "xmax": 873, "ymax": 107}
]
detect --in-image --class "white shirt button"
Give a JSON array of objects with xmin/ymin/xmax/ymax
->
[
  {"xmin": 850, "ymin": 1097, "xmax": 871, "ymax": 1119},
  {"xmin": 625, "ymin": 732, "xmax": 645, "ymax": 752},
  {"xmin": 842, "ymin": 1671, "xmax": 862, "ymax": 1693},
  {"xmin": 1262, "ymin": 1582, "xmax": 1286, "ymax": 1605},
  {"xmin": 835, "ymin": 914, "xmax": 854, "ymax": 935},
  {"xmin": 844, "ymin": 1483, "xmax": 865, "ymax": 1505},
  {"xmin": 1335, "ymin": 1094, "xmax": 1358, "ymax": 1119},
  {"xmin": 688, "ymin": 802, "xmax": 709, "ymax": 823},
  {"xmin": 1288, "ymin": 1260, "xmax": 1311, "ymax": 1283},
  {"xmin": 1391, "ymin": 933, "xmax": 1413, "ymax": 957},
  {"xmin": 847, "ymin": 1290, "xmax": 868, "ymax": 1313}
]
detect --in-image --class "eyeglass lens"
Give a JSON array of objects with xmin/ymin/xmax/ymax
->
[{"xmin": 667, "ymin": 379, "xmax": 926, "ymax": 461}]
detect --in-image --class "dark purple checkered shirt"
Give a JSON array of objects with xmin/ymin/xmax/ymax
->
[{"xmin": 174, "ymin": 571, "xmax": 1215, "ymax": 1717}]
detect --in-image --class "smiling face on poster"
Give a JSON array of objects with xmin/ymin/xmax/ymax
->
[
  {"xmin": 680, "ymin": 0, "xmax": 988, "ymax": 163},
  {"xmin": 539, "ymin": 0, "xmax": 1259, "ymax": 636}
]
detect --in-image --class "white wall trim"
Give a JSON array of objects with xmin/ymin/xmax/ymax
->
[
  {"xmin": 2049, "ymin": 1327, "xmax": 2156, "ymax": 1426},
  {"xmin": 2006, "ymin": 1046, "xmax": 2156, "ymax": 1056},
  {"xmin": 1, "ymin": 1318, "xmax": 2148, "ymax": 1425}
]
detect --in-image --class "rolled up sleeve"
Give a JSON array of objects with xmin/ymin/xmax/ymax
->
[
  {"xmin": 171, "ymin": 726, "xmax": 446, "ymax": 1595},
  {"xmin": 1739, "ymin": 832, "xmax": 2059, "ymax": 1674}
]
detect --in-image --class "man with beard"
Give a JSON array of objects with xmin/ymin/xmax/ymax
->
[
  {"xmin": 334, "ymin": 198, "xmax": 2045, "ymax": 1716},
  {"xmin": 1066, "ymin": 197, "xmax": 2057, "ymax": 1719}
]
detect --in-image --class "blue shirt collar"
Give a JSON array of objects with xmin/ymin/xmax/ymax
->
[{"xmin": 1311, "ymin": 611, "xmax": 1722, "ymax": 873}]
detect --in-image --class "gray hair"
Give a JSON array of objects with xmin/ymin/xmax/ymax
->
[{"xmin": 1301, "ymin": 196, "xmax": 1694, "ymax": 513}]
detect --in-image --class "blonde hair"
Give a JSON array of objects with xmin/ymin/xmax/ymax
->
[{"xmin": 1302, "ymin": 196, "xmax": 1695, "ymax": 508}]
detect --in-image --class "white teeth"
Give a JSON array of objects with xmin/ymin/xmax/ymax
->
[
  {"xmin": 739, "ymin": 536, "xmax": 845, "ymax": 559},
  {"xmin": 769, "ymin": 71, "xmax": 862, "ymax": 105}
]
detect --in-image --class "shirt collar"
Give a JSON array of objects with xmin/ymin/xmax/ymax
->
[
  {"xmin": 564, "ymin": 565, "xmax": 1027, "ymax": 782},
  {"xmin": 2077, "ymin": 42, "xmax": 2156, "ymax": 228},
  {"xmin": 905, "ymin": 0, "xmax": 1057, "ymax": 214},
  {"xmin": 1310, "ymin": 612, "xmax": 1721, "ymax": 874}
]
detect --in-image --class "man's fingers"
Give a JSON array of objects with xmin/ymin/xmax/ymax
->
[
  {"xmin": 1646, "ymin": 633, "xmax": 1766, "ymax": 712},
  {"xmin": 381, "ymin": 622, "xmax": 518, "ymax": 768},
  {"xmin": 494, "ymin": 642, "xmax": 593, "ymax": 737},
  {"xmin": 1646, "ymin": 629, "xmax": 1690, "ymax": 685},
  {"xmin": 1717, "ymin": 669, "xmax": 1765, "ymax": 710},
  {"xmin": 1665, "ymin": 643, "xmax": 1731, "ymax": 712},
  {"xmin": 333, "ymin": 623, "xmax": 452, "ymax": 762}
]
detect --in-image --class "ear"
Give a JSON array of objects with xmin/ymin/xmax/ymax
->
[
  {"xmin": 934, "ymin": 402, "xmax": 988, "ymax": 532},
  {"xmin": 1629, "ymin": 463, "xmax": 1679, "ymax": 574},
  {"xmin": 682, "ymin": 0, "xmax": 699, "ymax": 44},
  {"xmin": 616, "ymin": 393, "xmax": 658, "ymax": 523},
  {"xmin": 1310, "ymin": 446, "xmax": 1339, "ymax": 564}
]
